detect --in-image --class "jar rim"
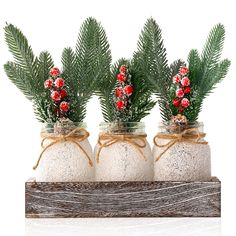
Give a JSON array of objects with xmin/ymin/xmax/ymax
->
[
  {"xmin": 99, "ymin": 121, "xmax": 145, "ymax": 134},
  {"xmin": 159, "ymin": 121, "xmax": 203, "ymax": 127},
  {"xmin": 99, "ymin": 121, "xmax": 145, "ymax": 126},
  {"xmin": 43, "ymin": 121, "xmax": 86, "ymax": 127}
]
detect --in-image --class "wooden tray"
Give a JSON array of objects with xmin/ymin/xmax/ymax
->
[{"xmin": 25, "ymin": 177, "xmax": 221, "ymax": 218}]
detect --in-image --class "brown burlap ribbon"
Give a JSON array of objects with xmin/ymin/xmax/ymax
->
[
  {"xmin": 96, "ymin": 133, "xmax": 148, "ymax": 163},
  {"xmin": 33, "ymin": 128, "xmax": 93, "ymax": 170},
  {"xmin": 153, "ymin": 128, "xmax": 208, "ymax": 162}
]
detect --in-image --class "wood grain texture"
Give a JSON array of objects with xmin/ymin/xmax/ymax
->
[{"xmin": 25, "ymin": 177, "xmax": 221, "ymax": 218}]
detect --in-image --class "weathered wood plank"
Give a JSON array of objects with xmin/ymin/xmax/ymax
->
[{"xmin": 25, "ymin": 177, "xmax": 221, "ymax": 218}]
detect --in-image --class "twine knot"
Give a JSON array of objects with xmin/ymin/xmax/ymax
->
[
  {"xmin": 33, "ymin": 127, "xmax": 93, "ymax": 170},
  {"xmin": 153, "ymin": 128, "xmax": 208, "ymax": 162},
  {"xmin": 96, "ymin": 133, "xmax": 148, "ymax": 163}
]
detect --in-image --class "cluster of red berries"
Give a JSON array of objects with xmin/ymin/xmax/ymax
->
[
  {"xmin": 172, "ymin": 66, "xmax": 191, "ymax": 112},
  {"xmin": 115, "ymin": 65, "xmax": 134, "ymax": 110},
  {"xmin": 44, "ymin": 67, "xmax": 70, "ymax": 113}
]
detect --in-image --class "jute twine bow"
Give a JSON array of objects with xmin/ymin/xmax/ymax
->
[
  {"xmin": 153, "ymin": 128, "xmax": 208, "ymax": 162},
  {"xmin": 33, "ymin": 127, "xmax": 93, "ymax": 170},
  {"xmin": 96, "ymin": 133, "xmax": 148, "ymax": 163}
]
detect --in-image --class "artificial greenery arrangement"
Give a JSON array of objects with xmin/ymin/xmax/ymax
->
[
  {"xmin": 134, "ymin": 18, "xmax": 231, "ymax": 124},
  {"xmin": 4, "ymin": 18, "xmax": 104, "ymax": 124},
  {"xmin": 92, "ymin": 23, "xmax": 156, "ymax": 127}
]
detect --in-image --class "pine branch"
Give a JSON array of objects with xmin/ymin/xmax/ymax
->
[
  {"xmin": 134, "ymin": 18, "xmax": 172, "ymax": 121},
  {"xmin": 75, "ymin": 17, "xmax": 111, "ymax": 99},
  {"xmin": 200, "ymin": 24, "xmax": 225, "ymax": 84},
  {"xmin": 33, "ymin": 98, "xmax": 56, "ymax": 123},
  {"xmin": 134, "ymin": 18, "xmax": 170, "ymax": 90},
  {"xmin": 61, "ymin": 47, "xmax": 77, "ymax": 92},
  {"xmin": 187, "ymin": 49, "xmax": 201, "ymax": 87},
  {"xmin": 185, "ymin": 24, "xmax": 230, "ymax": 122},
  {"xmin": 128, "ymin": 59, "xmax": 156, "ymax": 122},
  {"xmin": 37, "ymin": 51, "xmax": 54, "ymax": 93},
  {"xmin": 4, "ymin": 24, "xmax": 38, "ymax": 83},
  {"xmin": 201, "ymin": 58, "xmax": 231, "ymax": 97},
  {"xmin": 4, "ymin": 61, "xmax": 34, "ymax": 100},
  {"xmin": 170, "ymin": 59, "xmax": 186, "ymax": 79}
]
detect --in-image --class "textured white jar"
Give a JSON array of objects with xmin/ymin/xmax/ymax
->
[
  {"xmin": 95, "ymin": 122, "xmax": 153, "ymax": 181},
  {"xmin": 34, "ymin": 122, "xmax": 94, "ymax": 182},
  {"xmin": 153, "ymin": 122, "xmax": 211, "ymax": 181}
]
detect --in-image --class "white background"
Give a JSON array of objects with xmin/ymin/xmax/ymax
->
[{"xmin": 0, "ymin": 0, "xmax": 235, "ymax": 235}]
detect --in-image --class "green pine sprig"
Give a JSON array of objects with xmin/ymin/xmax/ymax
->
[
  {"xmin": 185, "ymin": 23, "xmax": 231, "ymax": 121},
  {"xmin": 134, "ymin": 18, "xmax": 174, "ymax": 121},
  {"xmin": 4, "ymin": 24, "xmax": 55, "ymax": 122}
]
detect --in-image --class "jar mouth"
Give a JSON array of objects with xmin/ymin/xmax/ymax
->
[
  {"xmin": 160, "ymin": 121, "xmax": 203, "ymax": 128},
  {"xmin": 42, "ymin": 121, "xmax": 87, "ymax": 134},
  {"xmin": 99, "ymin": 121, "xmax": 145, "ymax": 134},
  {"xmin": 158, "ymin": 121, "xmax": 204, "ymax": 133}
]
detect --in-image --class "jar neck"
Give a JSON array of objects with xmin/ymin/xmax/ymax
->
[
  {"xmin": 42, "ymin": 120, "xmax": 86, "ymax": 134},
  {"xmin": 100, "ymin": 122, "xmax": 145, "ymax": 134},
  {"xmin": 159, "ymin": 121, "xmax": 204, "ymax": 133}
]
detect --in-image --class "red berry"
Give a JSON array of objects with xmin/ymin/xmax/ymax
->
[
  {"xmin": 117, "ymin": 73, "xmax": 126, "ymax": 83},
  {"xmin": 173, "ymin": 98, "xmax": 181, "ymax": 107},
  {"xmin": 116, "ymin": 100, "xmax": 125, "ymax": 110},
  {"xmin": 176, "ymin": 88, "xmax": 184, "ymax": 98},
  {"xmin": 184, "ymin": 86, "xmax": 191, "ymax": 94},
  {"xmin": 44, "ymin": 79, "xmax": 54, "ymax": 89},
  {"xmin": 60, "ymin": 89, "xmax": 68, "ymax": 99},
  {"xmin": 59, "ymin": 101, "xmax": 70, "ymax": 112},
  {"xmin": 181, "ymin": 77, "xmax": 190, "ymax": 86},
  {"xmin": 123, "ymin": 85, "xmax": 134, "ymax": 96},
  {"xmin": 115, "ymin": 87, "xmax": 123, "ymax": 97},
  {"xmin": 179, "ymin": 66, "xmax": 188, "ymax": 76},
  {"xmin": 51, "ymin": 91, "xmax": 61, "ymax": 102},
  {"xmin": 55, "ymin": 78, "xmax": 65, "ymax": 88},
  {"xmin": 179, "ymin": 107, "xmax": 185, "ymax": 112},
  {"xmin": 172, "ymin": 75, "xmax": 181, "ymax": 84},
  {"xmin": 181, "ymin": 98, "xmax": 190, "ymax": 108},
  {"xmin": 119, "ymin": 65, "xmax": 126, "ymax": 73},
  {"xmin": 50, "ymin": 67, "xmax": 60, "ymax": 77}
]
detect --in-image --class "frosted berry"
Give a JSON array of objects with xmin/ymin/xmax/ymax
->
[
  {"xmin": 176, "ymin": 88, "xmax": 184, "ymax": 98},
  {"xmin": 184, "ymin": 86, "xmax": 191, "ymax": 94},
  {"xmin": 173, "ymin": 98, "xmax": 181, "ymax": 107},
  {"xmin": 179, "ymin": 66, "xmax": 188, "ymax": 76},
  {"xmin": 123, "ymin": 85, "xmax": 134, "ymax": 96},
  {"xmin": 55, "ymin": 78, "xmax": 65, "ymax": 88},
  {"xmin": 59, "ymin": 101, "xmax": 70, "ymax": 112},
  {"xmin": 181, "ymin": 77, "xmax": 190, "ymax": 86},
  {"xmin": 44, "ymin": 79, "xmax": 54, "ymax": 89},
  {"xmin": 115, "ymin": 87, "xmax": 123, "ymax": 97},
  {"xmin": 116, "ymin": 100, "xmax": 125, "ymax": 110},
  {"xmin": 51, "ymin": 91, "xmax": 61, "ymax": 102},
  {"xmin": 119, "ymin": 65, "xmax": 126, "ymax": 73},
  {"xmin": 117, "ymin": 73, "xmax": 126, "ymax": 83},
  {"xmin": 50, "ymin": 67, "xmax": 60, "ymax": 77},
  {"xmin": 60, "ymin": 89, "xmax": 68, "ymax": 99},
  {"xmin": 181, "ymin": 98, "xmax": 190, "ymax": 108},
  {"xmin": 172, "ymin": 75, "xmax": 181, "ymax": 84}
]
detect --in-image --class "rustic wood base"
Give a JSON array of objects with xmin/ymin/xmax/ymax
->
[{"xmin": 25, "ymin": 177, "xmax": 221, "ymax": 218}]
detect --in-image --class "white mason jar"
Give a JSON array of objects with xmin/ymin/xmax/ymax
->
[
  {"xmin": 95, "ymin": 122, "xmax": 153, "ymax": 181},
  {"xmin": 153, "ymin": 122, "xmax": 211, "ymax": 181},
  {"xmin": 34, "ymin": 121, "xmax": 94, "ymax": 182}
]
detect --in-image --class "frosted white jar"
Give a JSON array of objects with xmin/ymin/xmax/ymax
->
[
  {"xmin": 95, "ymin": 122, "xmax": 153, "ymax": 181},
  {"xmin": 34, "ymin": 122, "xmax": 94, "ymax": 182},
  {"xmin": 153, "ymin": 122, "xmax": 211, "ymax": 181}
]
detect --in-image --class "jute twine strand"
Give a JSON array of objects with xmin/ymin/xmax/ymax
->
[{"xmin": 33, "ymin": 128, "xmax": 93, "ymax": 170}]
